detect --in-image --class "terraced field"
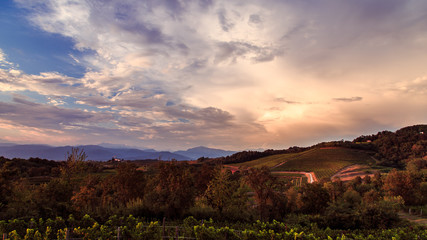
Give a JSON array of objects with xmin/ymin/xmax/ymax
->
[{"xmin": 235, "ymin": 147, "xmax": 375, "ymax": 180}]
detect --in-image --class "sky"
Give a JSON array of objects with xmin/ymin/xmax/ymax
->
[{"xmin": 0, "ymin": 0, "xmax": 426, "ymax": 151}]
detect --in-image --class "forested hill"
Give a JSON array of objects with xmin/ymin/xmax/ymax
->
[
  {"xmin": 201, "ymin": 124, "xmax": 427, "ymax": 168},
  {"xmin": 353, "ymin": 124, "xmax": 427, "ymax": 167},
  {"xmin": 197, "ymin": 146, "xmax": 310, "ymax": 165}
]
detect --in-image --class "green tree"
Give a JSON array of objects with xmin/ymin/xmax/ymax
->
[
  {"xmin": 143, "ymin": 161, "xmax": 196, "ymax": 218},
  {"xmin": 204, "ymin": 167, "xmax": 235, "ymax": 213},
  {"xmin": 297, "ymin": 183, "xmax": 329, "ymax": 214},
  {"xmin": 32, "ymin": 178, "xmax": 74, "ymax": 219},
  {"xmin": 245, "ymin": 167, "xmax": 286, "ymax": 220},
  {"xmin": 0, "ymin": 159, "xmax": 13, "ymax": 214},
  {"xmin": 324, "ymin": 179, "xmax": 345, "ymax": 203}
]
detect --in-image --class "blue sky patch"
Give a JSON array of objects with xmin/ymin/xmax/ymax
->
[{"xmin": 0, "ymin": 0, "xmax": 87, "ymax": 78}]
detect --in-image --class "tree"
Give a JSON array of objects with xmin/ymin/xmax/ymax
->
[
  {"xmin": 60, "ymin": 147, "xmax": 88, "ymax": 180},
  {"xmin": 1, "ymin": 180, "xmax": 37, "ymax": 219},
  {"xmin": 31, "ymin": 178, "xmax": 74, "ymax": 219},
  {"xmin": 383, "ymin": 168, "xmax": 421, "ymax": 205},
  {"xmin": 101, "ymin": 162, "xmax": 145, "ymax": 207},
  {"xmin": 285, "ymin": 187, "xmax": 299, "ymax": 213},
  {"xmin": 71, "ymin": 175, "xmax": 103, "ymax": 214},
  {"xmin": 324, "ymin": 179, "xmax": 345, "ymax": 203},
  {"xmin": 202, "ymin": 167, "xmax": 251, "ymax": 220},
  {"xmin": 342, "ymin": 189, "xmax": 362, "ymax": 207},
  {"xmin": 245, "ymin": 167, "xmax": 286, "ymax": 220},
  {"xmin": 193, "ymin": 163, "xmax": 215, "ymax": 196},
  {"xmin": 372, "ymin": 171, "xmax": 383, "ymax": 190},
  {"xmin": 324, "ymin": 200, "xmax": 358, "ymax": 229},
  {"xmin": 296, "ymin": 183, "xmax": 329, "ymax": 214},
  {"xmin": 363, "ymin": 189, "xmax": 380, "ymax": 204},
  {"xmin": 143, "ymin": 161, "xmax": 196, "ymax": 218},
  {"xmin": 0, "ymin": 160, "xmax": 14, "ymax": 211},
  {"xmin": 204, "ymin": 167, "xmax": 235, "ymax": 213}
]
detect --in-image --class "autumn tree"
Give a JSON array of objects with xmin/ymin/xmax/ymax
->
[
  {"xmin": 372, "ymin": 171, "xmax": 383, "ymax": 190},
  {"xmin": 204, "ymin": 167, "xmax": 235, "ymax": 213},
  {"xmin": 101, "ymin": 162, "xmax": 145, "ymax": 207},
  {"xmin": 383, "ymin": 168, "xmax": 422, "ymax": 205},
  {"xmin": 193, "ymin": 163, "xmax": 215, "ymax": 196},
  {"xmin": 363, "ymin": 189, "xmax": 380, "ymax": 204},
  {"xmin": 60, "ymin": 147, "xmax": 88, "ymax": 180},
  {"xmin": 245, "ymin": 167, "xmax": 286, "ymax": 220},
  {"xmin": 71, "ymin": 175, "xmax": 103, "ymax": 214},
  {"xmin": 285, "ymin": 187, "xmax": 299, "ymax": 213},
  {"xmin": 143, "ymin": 161, "xmax": 196, "ymax": 218}
]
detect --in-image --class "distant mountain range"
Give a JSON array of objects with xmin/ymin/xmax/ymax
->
[
  {"xmin": 174, "ymin": 146, "xmax": 236, "ymax": 160},
  {"xmin": 0, "ymin": 143, "xmax": 235, "ymax": 161}
]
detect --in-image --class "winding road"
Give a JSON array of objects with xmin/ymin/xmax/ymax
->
[
  {"xmin": 224, "ymin": 163, "xmax": 318, "ymax": 183},
  {"xmin": 273, "ymin": 171, "xmax": 317, "ymax": 183}
]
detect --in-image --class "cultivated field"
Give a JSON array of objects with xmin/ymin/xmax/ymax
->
[{"xmin": 235, "ymin": 147, "xmax": 375, "ymax": 180}]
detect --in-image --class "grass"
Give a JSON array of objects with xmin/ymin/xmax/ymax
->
[
  {"xmin": 235, "ymin": 149, "xmax": 317, "ymax": 169},
  {"xmin": 399, "ymin": 212, "xmax": 427, "ymax": 226},
  {"xmin": 272, "ymin": 172, "xmax": 305, "ymax": 177},
  {"xmin": 235, "ymin": 148, "xmax": 375, "ymax": 179},
  {"xmin": 92, "ymin": 168, "xmax": 117, "ymax": 177}
]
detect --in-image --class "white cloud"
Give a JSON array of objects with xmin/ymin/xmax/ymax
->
[
  {"xmin": 1, "ymin": 0, "xmax": 426, "ymax": 150},
  {"xmin": 0, "ymin": 49, "xmax": 14, "ymax": 68}
]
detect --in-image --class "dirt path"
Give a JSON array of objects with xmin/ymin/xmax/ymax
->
[
  {"xmin": 224, "ymin": 164, "xmax": 318, "ymax": 183},
  {"xmin": 398, "ymin": 212, "xmax": 427, "ymax": 226},
  {"xmin": 273, "ymin": 171, "xmax": 317, "ymax": 183},
  {"xmin": 223, "ymin": 165, "xmax": 244, "ymax": 173},
  {"xmin": 271, "ymin": 161, "xmax": 287, "ymax": 169},
  {"xmin": 330, "ymin": 164, "xmax": 375, "ymax": 181}
]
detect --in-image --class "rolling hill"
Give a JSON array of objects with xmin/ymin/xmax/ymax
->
[
  {"xmin": 174, "ymin": 146, "xmax": 235, "ymax": 159},
  {"xmin": 235, "ymin": 147, "xmax": 376, "ymax": 179}
]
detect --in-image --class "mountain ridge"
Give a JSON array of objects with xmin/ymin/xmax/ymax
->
[
  {"xmin": 174, "ymin": 146, "xmax": 236, "ymax": 160},
  {"xmin": 0, "ymin": 144, "xmax": 234, "ymax": 161}
]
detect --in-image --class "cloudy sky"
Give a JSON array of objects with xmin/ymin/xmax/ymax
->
[{"xmin": 0, "ymin": 0, "xmax": 426, "ymax": 151}]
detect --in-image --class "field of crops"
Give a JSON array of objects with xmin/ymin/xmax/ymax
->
[
  {"xmin": 1, "ymin": 215, "xmax": 426, "ymax": 240},
  {"xmin": 236, "ymin": 148, "xmax": 375, "ymax": 180}
]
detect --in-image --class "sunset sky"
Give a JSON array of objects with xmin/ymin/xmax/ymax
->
[{"xmin": 0, "ymin": 0, "xmax": 426, "ymax": 151}]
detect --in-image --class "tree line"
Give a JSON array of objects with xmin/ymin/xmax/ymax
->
[
  {"xmin": 201, "ymin": 125, "xmax": 427, "ymax": 168},
  {"xmin": 1, "ymin": 149, "xmax": 426, "ymax": 230}
]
